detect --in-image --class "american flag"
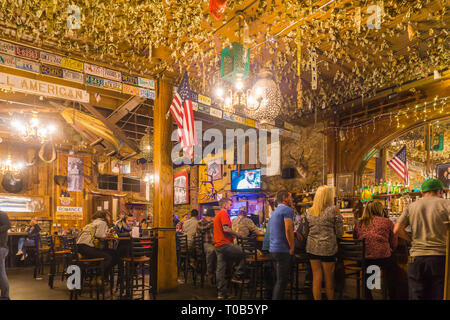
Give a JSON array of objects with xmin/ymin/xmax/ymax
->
[
  {"xmin": 169, "ymin": 72, "xmax": 198, "ymax": 159},
  {"xmin": 387, "ymin": 145, "xmax": 409, "ymax": 186}
]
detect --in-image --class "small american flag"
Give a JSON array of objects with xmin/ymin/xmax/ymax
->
[
  {"xmin": 169, "ymin": 72, "xmax": 197, "ymax": 159},
  {"xmin": 387, "ymin": 145, "xmax": 409, "ymax": 186}
]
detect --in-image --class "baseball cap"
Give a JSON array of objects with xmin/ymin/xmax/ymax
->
[{"xmin": 421, "ymin": 178, "xmax": 444, "ymax": 193}]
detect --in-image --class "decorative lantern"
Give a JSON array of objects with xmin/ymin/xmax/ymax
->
[
  {"xmin": 220, "ymin": 42, "xmax": 249, "ymax": 83},
  {"xmin": 246, "ymin": 69, "xmax": 282, "ymax": 122},
  {"xmin": 140, "ymin": 133, "xmax": 153, "ymax": 162}
]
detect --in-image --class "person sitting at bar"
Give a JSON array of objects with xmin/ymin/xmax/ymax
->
[
  {"xmin": 232, "ymin": 207, "xmax": 264, "ymax": 240},
  {"xmin": 114, "ymin": 214, "xmax": 134, "ymax": 258},
  {"xmin": 196, "ymin": 208, "xmax": 216, "ymax": 279},
  {"xmin": 176, "ymin": 214, "xmax": 189, "ymax": 233},
  {"xmin": 76, "ymin": 210, "xmax": 119, "ymax": 281},
  {"xmin": 16, "ymin": 218, "xmax": 41, "ymax": 261},
  {"xmin": 394, "ymin": 178, "xmax": 450, "ymax": 300},
  {"xmin": 114, "ymin": 211, "xmax": 127, "ymax": 230},
  {"xmin": 140, "ymin": 219, "xmax": 149, "ymax": 230},
  {"xmin": 303, "ymin": 185, "xmax": 343, "ymax": 300},
  {"xmin": 354, "ymin": 200, "xmax": 398, "ymax": 299},
  {"xmin": 182, "ymin": 209, "xmax": 199, "ymax": 249}
]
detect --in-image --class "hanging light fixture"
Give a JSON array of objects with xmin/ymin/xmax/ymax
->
[
  {"xmin": 11, "ymin": 114, "xmax": 57, "ymax": 144},
  {"xmin": 140, "ymin": 132, "xmax": 153, "ymax": 162},
  {"xmin": 0, "ymin": 154, "xmax": 24, "ymax": 175},
  {"xmin": 246, "ymin": 69, "xmax": 282, "ymax": 122}
]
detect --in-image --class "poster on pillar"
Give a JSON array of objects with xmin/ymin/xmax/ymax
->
[
  {"xmin": 174, "ymin": 171, "xmax": 189, "ymax": 205},
  {"xmin": 67, "ymin": 157, "xmax": 83, "ymax": 192}
]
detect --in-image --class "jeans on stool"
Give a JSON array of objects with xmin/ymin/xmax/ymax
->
[{"xmin": 215, "ymin": 243, "xmax": 245, "ymax": 296}]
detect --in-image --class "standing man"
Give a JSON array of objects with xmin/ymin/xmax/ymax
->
[
  {"xmin": 394, "ymin": 178, "xmax": 450, "ymax": 300},
  {"xmin": 182, "ymin": 209, "xmax": 199, "ymax": 249},
  {"xmin": 269, "ymin": 190, "xmax": 295, "ymax": 300},
  {"xmin": 214, "ymin": 197, "xmax": 245, "ymax": 300},
  {"xmin": 0, "ymin": 210, "xmax": 11, "ymax": 300},
  {"xmin": 196, "ymin": 208, "xmax": 217, "ymax": 280}
]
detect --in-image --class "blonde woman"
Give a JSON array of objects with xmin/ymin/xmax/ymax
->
[{"xmin": 303, "ymin": 186, "xmax": 343, "ymax": 300}]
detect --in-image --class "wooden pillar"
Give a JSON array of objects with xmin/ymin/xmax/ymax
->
[
  {"xmin": 153, "ymin": 74, "xmax": 177, "ymax": 291},
  {"xmin": 444, "ymin": 221, "xmax": 450, "ymax": 300}
]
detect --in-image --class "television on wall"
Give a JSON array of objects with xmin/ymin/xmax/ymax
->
[{"xmin": 231, "ymin": 169, "xmax": 262, "ymax": 192}]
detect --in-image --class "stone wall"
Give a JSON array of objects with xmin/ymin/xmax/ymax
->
[{"xmin": 262, "ymin": 123, "xmax": 326, "ymax": 193}]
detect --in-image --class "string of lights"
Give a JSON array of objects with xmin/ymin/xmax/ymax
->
[{"xmin": 324, "ymin": 96, "xmax": 449, "ymax": 135}]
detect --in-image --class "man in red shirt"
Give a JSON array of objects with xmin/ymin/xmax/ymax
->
[{"xmin": 214, "ymin": 197, "xmax": 244, "ymax": 299}]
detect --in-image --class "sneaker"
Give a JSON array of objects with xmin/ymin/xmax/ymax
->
[
  {"xmin": 20, "ymin": 254, "xmax": 26, "ymax": 261},
  {"xmin": 16, "ymin": 250, "xmax": 23, "ymax": 256},
  {"xmin": 35, "ymin": 277, "xmax": 43, "ymax": 281},
  {"xmin": 217, "ymin": 294, "xmax": 225, "ymax": 300}
]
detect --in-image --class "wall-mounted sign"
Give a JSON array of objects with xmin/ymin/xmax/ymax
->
[
  {"xmin": 41, "ymin": 64, "xmax": 63, "ymax": 78},
  {"xmin": 62, "ymin": 57, "xmax": 84, "ymax": 72},
  {"xmin": 198, "ymin": 94, "xmax": 211, "ymax": 106},
  {"xmin": 234, "ymin": 115, "xmax": 246, "ymax": 125},
  {"xmin": 15, "ymin": 58, "xmax": 40, "ymax": 73},
  {"xmin": 0, "ymin": 40, "xmax": 15, "ymax": 55},
  {"xmin": 122, "ymin": 83, "xmax": 140, "ymax": 95},
  {"xmin": 210, "ymin": 107, "xmax": 223, "ymax": 118},
  {"xmin": 63, "ymin": 69, "xmax": 84, "ymax": 84},
  {"xmin": 56, "ymin": 206, "xmax": 82, "ymax": 213},
  {"xmin": 139, "ymin": 87, "xmax": 155, "ymax": 99},
  {"xmin": 15, "ymin": 45, "xmax": 39, "ymax": 60},
  {"xmin": 0, "ymin": 72, "xmax": 89, "ymax": 102},
  {"xmin": 84, "ymin": 63, "xmax": 105, "ymax": 77},
  {"xmin": 104, "ymin": 68, "xmax": 122, "ymax": 81},
  {"xmin": 103, "ymin": 79, "xmax": 122, "ymax": 91},
  {"xmin": 222, "ymin": 111, "xmax": 234, "ymax": 121},
  {"xmin": 245, "ymin": 118, "xmax": 256, "ymax": 127},
  {"xmin": 121, "ymin": 73, "xmax": 138, "ymax": 85},
  {"xmin": 138, "ymin": 77, "xmax": 155, "ymax": 89},
  {"xmin": 85, "ymin": 74, "xmax": 104, "ymax": 88},
  {"xmin": 0, "ymin": 53, "xmax": 16, "ymax": 68},
  {"xmin": 198, "ymin": 104, "xmax": 209, "ymax": 114},
  {"xmin": 40, "ymin": 51, "xmax": 62, "ymax": 67},
  {"xmin": 55, "ymin": 207, "xmax": 83, "ymax": 220}
]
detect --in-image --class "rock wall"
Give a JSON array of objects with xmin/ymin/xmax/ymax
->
[{"xmin": 262, "ymin": 123, "xmax": 326, "ymax": 193}]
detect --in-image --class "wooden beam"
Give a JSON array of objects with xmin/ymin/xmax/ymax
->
[
  {"xmin": 107, "ymin": 96, "xmax": 146, "ymax": 124},
  {"xmin": 81, "ymin": 103, "xmax": 141, "ymax": 154}
]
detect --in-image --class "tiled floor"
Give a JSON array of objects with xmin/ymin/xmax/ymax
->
[{"xmin": 6, "ymin": 266, "xmax": 386, "ymax": 300}]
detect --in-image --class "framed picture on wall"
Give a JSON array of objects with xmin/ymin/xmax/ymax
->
[
  {"xmin": 206, "ymin": 158, "xmax": 222, "ymax": 181},
  {"xmin": 174, "ymin": 171, "xmax": 189, "ymax": 205},
  {"xmin": 437, "ymin": 163, "xmax": 450, "ymax": 189},
  {"xmin": 336, "ymin": 173, "xmax": 354, "ymax": 197}
]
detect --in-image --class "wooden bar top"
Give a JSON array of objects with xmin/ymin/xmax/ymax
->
[{"xmin": 7, "ymin": 232, "xmax": 28, "ymax": 236}]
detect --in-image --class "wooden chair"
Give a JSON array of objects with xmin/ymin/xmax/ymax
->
[
  {"xmin": 176, "ymin": 234, "xmax": 190, "ymax": 282},
  {"xmin": 337, "ymin": 238, "xmax": 366, "ymax": 300},
  {"xmin": 191, "ymin": 234, "xmax": 206, "ymax": 287},
  {"xmin": 66, "ymin": 238, "xmax": 106, "ymax": 300},
  {"xmin": 47, "ymin": 235, "xmax": 72, "ymax": 289}
]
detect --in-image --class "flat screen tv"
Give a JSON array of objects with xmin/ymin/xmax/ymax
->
[{"xmin": 231, "ymin": 169, "xmax": 262, "ymax": 192}]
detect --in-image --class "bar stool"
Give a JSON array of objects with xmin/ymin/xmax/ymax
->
[
  {"xmin": 337, "ymin": 238, "xmax": 366, "ymax": 300},
  {"xmin": 120, "ymin": 236, "xmax": 157, "ymax": 300},
  {"xmin": 176, "ymin": 234, "xmax": 190, "ymax": 282},
  {"xmin": 192, "ymin": 234, "xmax": 206, "ymax": 287},
  {"xmin": 290, "ymin": 253, "xmax": 312, "ymax": 300},
  {"xmin": 234, "ymin": 237, "xmax": 271, "ymax": 299},
  {"xmin": 48, "ymin": 235, "xmax": 72, "ymax": 289},
  {"xmin": 67, "ymin": 238, "xmax": 106, "ymax": 300}
]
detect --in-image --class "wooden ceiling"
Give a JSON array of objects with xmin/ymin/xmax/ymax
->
[{"xmin": 0, "ymin": 0, "xmax": 448, "ymax": 125}]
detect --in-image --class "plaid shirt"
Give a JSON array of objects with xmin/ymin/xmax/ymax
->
[{"xmin": 196, "ymin": 218, "xmax": 214, "ymax": 244}]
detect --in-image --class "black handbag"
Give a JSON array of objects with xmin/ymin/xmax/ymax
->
[{"xmin": 294, "ymin": 216, "xmax": 307, "ymax": 253}]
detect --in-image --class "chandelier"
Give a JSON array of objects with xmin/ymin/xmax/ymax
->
[
  {"xmin": 0, "ymin": 154, "xmax": 24, "ymax": 175},
  {"xmin": 140, "ymin": 133, "xmax": 153, "ymax": 161},
  {"xmin": 11, "ymin": 114, "xmax": 56, "ymax": 144},
  {"xmin": 215, "ymin": 69, "xmax": 282, "ymax": 122}
]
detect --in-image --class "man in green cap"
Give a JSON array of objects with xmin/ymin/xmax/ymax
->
[{"xmin": 394, "ymin": 178, "xmax": 450, "ymax": 300}]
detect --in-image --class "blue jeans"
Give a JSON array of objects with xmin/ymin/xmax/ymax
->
[
  {"xmin": 18, "ymin": 238, "xmax": 35, "ymax": 255},
  {"xmin": 215, "ymin": 243, "xmax": 244, "ymax": 296},
  {"xmin": 0, "ymin": 247, "xmax": 9, "ymax": 300},
  {"xmin": 408, "ymin": 255, "xmax": 445, "ymax": 300},
  {"xmin": 271, "ymin": 252, "xmax": 292, "ymax": 300}
]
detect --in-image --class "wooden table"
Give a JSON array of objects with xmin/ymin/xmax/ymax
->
[{"xmin": 444, "ymin": 221, "xmax": 450, "ymax": 300}]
